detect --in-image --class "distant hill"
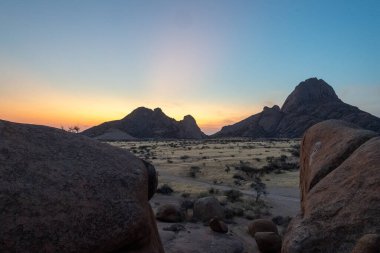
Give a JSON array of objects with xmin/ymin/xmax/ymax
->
[
  {"xmin": 82, "ymin": 107, "xmax": 206, "ymax": 140},
  {"xmin": 213, "ymin": 78, "xmax": 380, "ymax": 138}
]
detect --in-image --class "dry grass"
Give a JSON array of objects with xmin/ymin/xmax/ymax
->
[{"xmin": 109, "ymin": 139, "xmax": 300, "ymax": 192}]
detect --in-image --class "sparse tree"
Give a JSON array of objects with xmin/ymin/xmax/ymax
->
[
  {"xmin": 250, "ymin": 176, "xmax": 267, "ymax": 202},
  {"xmin": 235, "ymin": 163, "xmax": 267, "ymax": 202},
  {"xmin": 68, "ymin": 126, "xmax": 80, "ymax": 133}
]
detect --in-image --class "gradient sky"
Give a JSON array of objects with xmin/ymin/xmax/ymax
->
[{"xmin": 1, "ymin": 0, "xmax": 379, "ymax": 134}]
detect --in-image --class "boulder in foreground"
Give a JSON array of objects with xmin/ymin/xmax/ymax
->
[
  {"xmin": 282, "ymin": 120, "xmax": 380, "ymax": 253},
  {"xmin": 0, "ymin": 120, "xmax": 164, "ymax": 253}
]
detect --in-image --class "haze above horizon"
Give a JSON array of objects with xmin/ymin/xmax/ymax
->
[{"xmin": 1, "ymin": 0, "xmax": 379, "ymax": 134}]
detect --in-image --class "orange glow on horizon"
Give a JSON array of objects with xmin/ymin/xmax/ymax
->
[
  {"xmin": 0, "ymin": 74, "xmax": 262, "ymax": 135},
  {"xmin": 1, "ymin": 93, "xmax": 260, "ymax": 135}
]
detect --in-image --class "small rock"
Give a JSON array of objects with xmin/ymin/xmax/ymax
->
[
  {"xmin": 209, "ymin": 217, "xmax": 228, "ymax": 233},
  {"xmin": 254, "ymin": 232, "xmax": 282, "ymax": 253},
  {"xmin": 162, "ymin": 224, "xmax": 186, "ymax": 233},
  {"xmin": 156, "ymin": 204, "xmax": 185, "ymax": 223},
  {"xmin": 351, "ymin": 234, "xmax": 380, "ymax": 253},
  {"xmin": 248, "ymin": 219, "xmax": 278, "ymax": 237}
]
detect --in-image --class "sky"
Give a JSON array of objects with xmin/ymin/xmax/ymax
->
[{"xmin": 0, "ymin": 0, "xmax": 379, "ymax": 134}]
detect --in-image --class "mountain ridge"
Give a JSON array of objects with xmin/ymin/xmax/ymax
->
[
  {"xmin": 81, "ymin": 107, "xmax": 206, "ymax": 140},
  {"xmin": 213, "ymin": 78, "xmax": 380, "ymax": 138}
]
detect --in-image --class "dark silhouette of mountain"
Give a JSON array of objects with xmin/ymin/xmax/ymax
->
[
  {"xmin": 82, "ymin": 107, "xmax": 206, "ymax": 140},
  {"xmin": 213, "ymin": 78, "xmax": 380, "ymax": 138}
]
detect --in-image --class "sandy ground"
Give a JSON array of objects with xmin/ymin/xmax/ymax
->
[{"xmin": 110, "ymin": 139, "xmax": 301, "ymax": 253}]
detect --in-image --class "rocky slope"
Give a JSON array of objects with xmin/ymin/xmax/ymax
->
[
  {"xmin": 282, "ymin": 120, "xmax": 380, "ymax": 253},
  {"xmin": 213, "ymin": 78, "xmax": 380, "ymax": 138},
  {"xmin": 0, "ymin": 120, "xmax": 164, "ymax": 253},
  {"xmin": 82, "ymin": 107, "xmax": 206, "ymax": 140}
]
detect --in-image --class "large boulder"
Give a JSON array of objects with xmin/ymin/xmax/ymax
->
[
  {"xmin": 156, "ymin": 204, "xmax": 185, "ymax": 223},
  {"xmin": 248, "ymin": 219, "xmax": 278, "ymax": 237},
  {"xmin": 193, "ymin": 197, "xmax": 224, "ymax": 222},
  {"xmin": 282, "ymin": 120, "xmax": 380, "ymax": 253},
  {"xmin": 254, "ymin": 232, "xmax": 282, "ymax": 253},
  {"xmin": 0, "ymin": 120, "xmax": 164, "ymax": 253}
]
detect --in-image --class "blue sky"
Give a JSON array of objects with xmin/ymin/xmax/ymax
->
[{"xmin": 0, "ymin": 0, "xmax": 379, "ymax": 134}]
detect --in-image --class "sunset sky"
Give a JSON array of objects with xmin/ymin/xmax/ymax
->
[{"xmin": 1, "ymin": 0, "xmax": 379, "ymax": 134}]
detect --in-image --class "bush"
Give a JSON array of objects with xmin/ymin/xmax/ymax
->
[
  {"xmin": 224, "ymin": 189, "xmax": 242, "ymax": 202},
  {"xmin": 188, "ymin": 166, "xmax": 201, "ymax": 178},
  {"xmin": 208, "ymin": 187, "xmax": 220, "ymax": 194},
  {"xmin": 181, "ymin": 192, "xmax": 190, "ymax": 198},
  {"xmin": 157, "ymin": 184, "xmax": 174, "ymax": 195},
  {"xmin": 233, "ymin": 173, "xmax": 246, "ymax": 181},
  {"xmin": 290, "ymin": 144, "xmax": 300, "ymax": 157},
  {"xmin": 180, "ymin": 199, "xmax": 194, "ymax": 212},
  {"xmin": 250, "ymin": 177, "xmax": 267, "ymax": 202}
]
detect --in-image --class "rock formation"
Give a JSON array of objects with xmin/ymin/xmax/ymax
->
[
  {"xmin": 282, "ymin": 120, "xmax": 380, "ymax": 253},
  {"xmin": 156, "ymin": 204, "xmax": 185, "ymax": 223},
  {"xmin": 0, "ymin": 120, "xmax": 164, "ymax": 253},
  {"xmin": 213, "ymin": 78, "xmax": 380, "ymax": 138},
  {"xmin": 248, "ymin": 219, "xmax": 279, "ymax": 237},
  {"xmin": 82, "ymin": 107, "xmax": 206, "ymax": 140},
  {"xmin": 193, "ymin": 196, "xmax": 225, "ymax": 222}
]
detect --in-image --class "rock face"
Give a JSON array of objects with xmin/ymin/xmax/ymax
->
[
  {"xmin": 0, "ymin": 120, "xmax": 164, "ymax": 253},
  {"xmin": 282, "ymin": 120, "xmax": 380, "ymax": 253},
  {"xmin": 82, "ymin": 107, "xmax": 206, "ymax": 140},
  {"xmin": 350, "ymin": 234, "xmax": 380, "ymax": 253},
  {"xmin": 213, "ymin": 78, "xmax": 380, "ymax": 138}
]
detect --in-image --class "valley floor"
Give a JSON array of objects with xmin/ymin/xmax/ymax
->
[{"xmin": 110, "ymin": 139, "xmax": 301, "ymax": 253}]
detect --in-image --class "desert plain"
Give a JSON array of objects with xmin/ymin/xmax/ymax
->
[{"xmin": 110, "ymin": 139, "xmax": 300, "ymax": 253}]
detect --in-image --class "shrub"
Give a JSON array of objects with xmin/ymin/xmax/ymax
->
[
  {"xmin": 250, "ymin": 177, "xmax": 267, "ymax": 202},
  {"xmin": 233, "ymin": 173, "xmax": 246, "ymax": 181},
  {"xmin": 157, "ymin": 184, "xmax": 174, "ymax": 195},
  {"xmin": 290, "ymin": 144, "xmax": 300, "ymax": 157},
  {"xmin": 208, "ymin": 187, "xmax": 220, "ymax": 194},
  {"xmin": 181, "ymin": 192, "xmax": 190, "ymax": 198},
  {"xmin": 224, "ymin": 189, "xmax": 242, "ymax": 202},
  {"xmin": 188, "ymin": 166, "xmax": 201, "ymax": 178}
]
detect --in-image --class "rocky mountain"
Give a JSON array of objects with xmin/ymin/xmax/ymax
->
[
  {"xmin": 82, "ymin": 107, "xmax": 206, "ymax": 140},
  {"xmin": 213, "ymin": 78, "xmax": 380, "ymax": 138}
]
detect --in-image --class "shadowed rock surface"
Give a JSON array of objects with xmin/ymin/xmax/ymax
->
[
  {"xmin": 213, "ymin": 78, "xmax": 380, "ymax": 138},
  {"xmin": 0, "ymin": 120, "xmax": 164, "ymax": 253},
  {"xmin": 82, "ymin": 107, "xmax": 206, "ymax": 140},
  {"xmin": 193, "ymin": 196, "xmax": 225, "ymax": 222},
  {"xmin": 156, "ymin": 204, "xmax": 185, "ymax": 223},
  {"xmin": 254, "ymin": 232, "xmax": 282, "ymax": 253},
  {"xmin": 350, "ymin": 234, "xmax": 380, "ymax": 253},
  {"xmin": 282, "ymin": 120, "xmax": 380, "ymax": 253},
  {"xmin": 248, "ymin": 219, "xmax": 279, "ymax": 237}
]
